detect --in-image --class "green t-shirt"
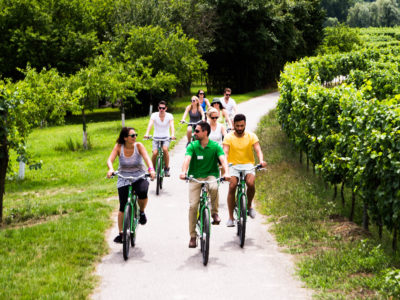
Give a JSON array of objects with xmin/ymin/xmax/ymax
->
[{"xmin": 185, "ymin": 139, "xmax": 224, "ymax": 178}]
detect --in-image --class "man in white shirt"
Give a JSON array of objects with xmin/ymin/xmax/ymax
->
[
  {"xmin": 220, "ymin": 88, "xmax": 237, "ymax": 123},
  {"xmin": 144, "ymin": 101, "xmax": 176, "ymax": 176}
]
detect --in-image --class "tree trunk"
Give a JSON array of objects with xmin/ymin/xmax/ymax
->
[
  {"xmin": 350, "ymin": 191, "xmax": 356, "ymax": 221},
  {"xmin": 341, "ymin": 182, "xmax": 345, "ymax": 207},
  {"xmin": 0, "ymin": 129, "xmax": 9, "ymax": 223},
  {"xmin": 378, "ymin": 215, "xmax": 383, "ymax": 240},
  {"xmin": 82, "ymin": 108, "xmax": 88, "ymax": 150},
  {"xmin": 363, "ymin": 201, "xmax": 369, "ymax": 231},
  {"xmin": 333, "ymin": 184, "xmax": 337, "ymax": 200},
  {"xmin": 393, "ymin": 227, "xmax": 398, "ymax": 252},
  {"xmin": 121, "ymin": 99, "xmax": 125, "ymax": 127},
  {"xmin": 299, "ymin": 151, "xmax": 302, "ymax": 164}
]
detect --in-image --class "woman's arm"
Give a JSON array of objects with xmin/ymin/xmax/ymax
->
[
  {"xmin": 137, "ymin": 142, "xmax": 156, "ymax": 179},
  {"xmin": 181, "ymin": 106, "xmax": 190, "ymax": 122},
  {"xmin": 107, "ymin": 144, "xmax": 120, "ymax": 178},
  {"xmin": 222, "ymin": 109, "xmax": 233, "ymax": 129}
]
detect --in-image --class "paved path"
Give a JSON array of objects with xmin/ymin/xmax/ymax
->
[{"xmin": 92, "ymin": 92, "xmax": 312, "ymax": 300}]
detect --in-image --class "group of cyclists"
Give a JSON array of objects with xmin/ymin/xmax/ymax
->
[{"xmin": 106, "ymin": 88, "xmax": 267, "ymax": 247}]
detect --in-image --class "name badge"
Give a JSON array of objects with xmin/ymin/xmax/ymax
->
[{"xmin": 197, "ymin": 155, "xmax": 204, "ymax": 160}]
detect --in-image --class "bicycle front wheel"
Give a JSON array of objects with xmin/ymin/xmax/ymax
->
[
  {"xmin": 201, "ymin": 209, "xmax": 210, "ymax": 266},
  {"xmin": 123, "ymin": 204, "xmax": 132, "ymax": 260},
  {"xmin": 239, "ymin": 194, "xmax": 247, "ymax": 248},
  {"xmin": 156, "ymin": 157, "xmax": 162, "ymax": 195}
]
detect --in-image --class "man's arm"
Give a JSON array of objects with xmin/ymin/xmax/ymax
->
[
  {"xmin": 253, "ymin": 142, "xmax": 267, "ymax": 167},
  {"xmin": 179, "ymin": 155, "xmax": 192, "ymax": 180},
  {"xmin": 169, "ymin": 118, "xmax": 176, "ymax": 139},
  {"xmin": 144, "ymin": 119, "xmax": 154, "ymax": 137},
  {"xmin": 223, "ymin": 144, "xmax": 230, "ymax": 157},
  {"xmin": 218, "ymin": 155, "xmax": 230, "ymax": 181}
]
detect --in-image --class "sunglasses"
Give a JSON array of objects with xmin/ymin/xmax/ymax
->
[
  {"xmin": 194, "ymin": 129, "xmax": 201, "ymax": 133},
  {"xmin": 191, "ymin": 99, "xmax": 196, "ymax": 102},
  {"xmin": 128, "ymin": 134, "xmax": 138, "ymax": 137},
  {"xmin": 210, "ymin": 116, "xmax": 218, "ymax": 120},
  {"xmin": 225, "ymin": 93, "xmax": 231, "ymax": 96},
  {"xmin": 158, "ymin": 106, "xmax": 166, "ymax": 110},
  {"xmin": 199, "ymin": 92, "xmax": 204, "ymax": 95}
]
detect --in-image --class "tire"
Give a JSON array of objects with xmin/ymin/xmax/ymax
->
[
  {"xmin": 201, "ymin": 209, "xmax": 210, "ymax": 266},
  {"xmin": 131, "ymin": 202, "xmax": 138, "ymax": 247},
  {"xmin": 123, "ymin": 205, "xmax": 132, "ymax": 260},
  {"xmin": 239, "ymin": 194, "xmax": 247, "ymax": 248},
  {"xmin": 156, "ymin": 157, "xmax": 161, "ymax": 195}
]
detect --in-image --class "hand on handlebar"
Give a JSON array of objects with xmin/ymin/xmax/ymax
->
[
  {"xmin": 149, "ymin": 170, "xmax": 156, "ymax": 180},
  {"xmin": 179, "ymin": 172, "xmax": 187, "ymax": 180},
  {"xmin": 260, "ymin": 161, "xmax": 267, "ymax": 168},
  {"xmin": 107, "ymin": 170, "xmax": 114, "ymax": 178}
]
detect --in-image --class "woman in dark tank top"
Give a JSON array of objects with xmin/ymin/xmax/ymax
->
[
  {"xmin": 180, "ymin": 96, "xmax": 205, "ymax": 146},
  {"xmin": 106, "ymin": 127, "xmax": 156, "ymax": 244}
]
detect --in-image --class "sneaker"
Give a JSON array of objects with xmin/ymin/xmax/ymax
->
[
  {"xmin": 212, "ymin": 213, "xmax": 221, "ymax": 225},
  {"xmin": 226, "ymin": 219, "xmax": 235, "ymax": 227},
  {"xmin": 113, "ymin": 233, "xmax": 123, "ymax": 244},
  {"xmin": 139, "ymin": 212, "xmax": 147, "ymax": 225},
  {"xmin": 188, "ymin": 237, "xmax": 197, "ymax": 248},
  {"xmin": 248, "ymin": 207, "xmax": 256, "ymax": 219},
  {"xmin": 164, "ymin": 167, "xmax": 170, "ymax": 177}
]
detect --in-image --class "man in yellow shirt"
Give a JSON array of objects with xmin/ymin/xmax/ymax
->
[{"xmin": 223, "ymin": 114, "xmax": 267, "ymax": 226}]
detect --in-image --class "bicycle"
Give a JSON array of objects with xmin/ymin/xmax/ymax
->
[
  {"xmin": 185, "ymin": 176, "xmax": 225, "ymax": 266},
  {"xmin": 145, "ymin": 136, "xmax": 173, "ymax": 195},
  {"xmin": 110, "ymin": 171, "xmax": 150, "ymax": 260},
  {"xmin": 180, "ymin": 120, "xmax": 201, "ymax": 143},
  {"xmin": 231, "ymin": 164, "xmax": 263, "ymax": 248}
]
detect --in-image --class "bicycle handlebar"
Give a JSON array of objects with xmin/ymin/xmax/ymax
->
[
  {"xmin": 144, "ymin": 136, "xmax": 175, "ymax": 142},
  {"xmin": 110, "ymin": 171, "xmax": 150, "ymax": 181},
  {"xmin": 185, "ymin": 176, "xmax": 225, "ymax": 184},
  {"xmin": 180, "ymin": 120, "xmax": 201, "ymax": 126},
  {"xmin": 229, "ymin": 164, "xmax": 265, "ymax": 171}
]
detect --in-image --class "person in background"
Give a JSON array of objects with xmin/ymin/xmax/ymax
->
[
  {"xmin": 197, "ymin": 89, "xmax": 210, "ymax": 113},
  {"xmin": 207, "ymin": 107, "xmax": 226, "ymax": 145},
  {"xmin": 107, "ymin": 127, "xmax": 156, "ymax": 243},
  {"xmin": 220, "ymin": 88, "xmax": 237, "ymax": 123},
  {"xmin": 210, "ymin": 98, "xmax": 233, "ymax": 130},
  {"xmin": 144, "ymin": 100, "xmax": 176, "ymax": 177},
  {"xmin": 180, "ymin": 96, "xmax": 205, "ymax": 146}
]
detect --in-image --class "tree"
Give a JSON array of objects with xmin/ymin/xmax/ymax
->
[
  {"xmin": 320, "ymin": 0, "xmax": 357, "ymax": 22},
  {"xmin": 347, "ymin": 2, "xmax": 373, "ymax": 27},
  {"xmin": 316, "ymin": 24, "xmax": 363, "ymax": 54},
  {"xmin": 204, "ymin": 0, "xmax": 324, "ymax": 93},
  {"xmin": 0, "ymin": 68, "xmax": 76, "ymax": 222},
  {"xmin": 377, "ymin": 0, "xmax": 400, "ymax": 27}
]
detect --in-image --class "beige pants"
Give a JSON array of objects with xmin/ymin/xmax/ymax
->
[{"xmin": 188, "ymin": 176, "xmax": 219, "ymax": 237}]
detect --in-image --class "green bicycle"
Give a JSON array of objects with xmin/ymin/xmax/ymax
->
[
  {"xmin": 112, "ymin": 171, "xmax": 150, "ymax": 260},
  {"xmin": 180, "ymin": 120, "xmax": 201, "ymax": 144},
  {"xmin": 186, "ymin": 176, "xmax": 224, "ymax": 266},
  {"xmin": 232, "ymin": 164, "xmax": 262, "ymax": 248},
  {"xmin": 146, "ymin": 136, "xmax": 172, "ymax": 195}
]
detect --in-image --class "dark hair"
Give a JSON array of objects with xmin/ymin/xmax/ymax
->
[
  {"xmin": 224, "ymin": 88, "xmax": 232, "ymax": 94},
  {"xmin": 197, "ymin": 121, "xmax": 211, "ymax": 136},
  {"xmin": 197, "ymin": 90, "xmax": 206, "ymax": 98},
  {"xmin": 233, "ymin": 114, "xmax": 246, "ymax": 123},
  {"xmin": 117, "ymin": 127, "xmax": 135, "ymax": 144},
  {"xmin": 158, "ymin": 100, "xmax": 167, "ymax": 107}
]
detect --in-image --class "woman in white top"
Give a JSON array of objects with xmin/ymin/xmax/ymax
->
[{"xmin": 207, "ymin": 107, "xmax": 227, "ymax": 145}]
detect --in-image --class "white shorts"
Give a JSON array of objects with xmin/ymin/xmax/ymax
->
[
  {"xmin": 229, "ymin": 164, "xmax": 255, "ymax": 179},
  {"xmin": 152, "ymin": 139, "xmax": 170, "ymax": 151}
]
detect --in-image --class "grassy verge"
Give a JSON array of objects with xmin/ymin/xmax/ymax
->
[
  {"xmin": 255, "ymin": 110, "xmax": 400, "ymax": 299},
  {"xmin": 0, "ymin": 88, "xmax": 272, "ymax": 299}
]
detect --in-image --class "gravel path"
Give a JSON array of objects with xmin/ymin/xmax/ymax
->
[{"xmin": 92, "ymin": 92, "xmax": 312, "ymax": 300}]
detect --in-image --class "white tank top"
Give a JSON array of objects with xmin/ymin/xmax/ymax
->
[{"xmin": 209, "ymin": 123, "xmax": 223, "ymax": 145}]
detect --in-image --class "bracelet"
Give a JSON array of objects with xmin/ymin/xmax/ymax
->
[{"xmin": 148, "ymin": 167, "xmax": 154, "ymax": 171}]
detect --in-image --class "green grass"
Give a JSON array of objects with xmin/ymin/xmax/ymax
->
[
  {"xmin": 1, "ymin": 88, "xmax": 271, "ymax": 299},
  {"xmin": 255, "ymin": 110, "xmax": 400, "ymax": 299}
]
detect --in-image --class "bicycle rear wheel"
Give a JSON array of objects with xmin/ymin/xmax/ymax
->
[
  {"xmin": 156, "ymin": 157, "xmax": 161, "ymax": 195},
  {"xmin": 239, "ymin": 194, "xmax": 247, "ymax": 248},
  {"xmin": 123, "ymin": 204, "xmax": 132, "ymax": 260},
  {"xmin": 201, "ymin": 209, "xmax": 210, "ymax": 266}
]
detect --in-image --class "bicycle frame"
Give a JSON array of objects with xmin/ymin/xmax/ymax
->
[
  {"xmin": 124, "ymin": 186, "xmax": 140, "ymax": 236},
  {"xmin": 236, "ymin": 171, "xmax": 247, "ymax": 218},
  {"xmin": 155, "ymin": 140, "xmax": 165, "ymax": 178},
  {"xmin": 197, "ymin": 184, "xmax": 211, "ymax": 236}
]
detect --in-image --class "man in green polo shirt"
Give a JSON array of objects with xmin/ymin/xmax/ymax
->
[{"xmin": 180, "ymin": 121, "xmax": 230, "ymax": 248}]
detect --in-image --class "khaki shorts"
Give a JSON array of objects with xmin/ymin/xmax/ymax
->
[{"xmin": 229, "ymin": 164, "xmax": 255, "ymax": 178}]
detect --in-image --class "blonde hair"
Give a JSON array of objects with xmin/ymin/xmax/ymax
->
[
  {"xmin": 190, "ymin": 96, "xmax": 200, "ymax": 111},
  {"xmin": 207, "ymin": 107, "xmax": 219, "ymax": 118}
]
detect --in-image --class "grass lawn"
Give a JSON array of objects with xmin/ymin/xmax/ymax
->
[
  {"xmin": 0, "ymin": 87, "xmax": 271, "ymax": 299},
  {"xmin": 255, "ymin": 110, "xmax": 400, "ymax": 299}
]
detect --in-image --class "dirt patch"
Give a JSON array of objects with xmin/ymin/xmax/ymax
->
[
  {"xmin": 0, "ymin": 214, "xmax": 65, "ymax": 229},
  {"xmin": 329, "ymin": 215, "xmax": 371, "ymax": 242}
]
